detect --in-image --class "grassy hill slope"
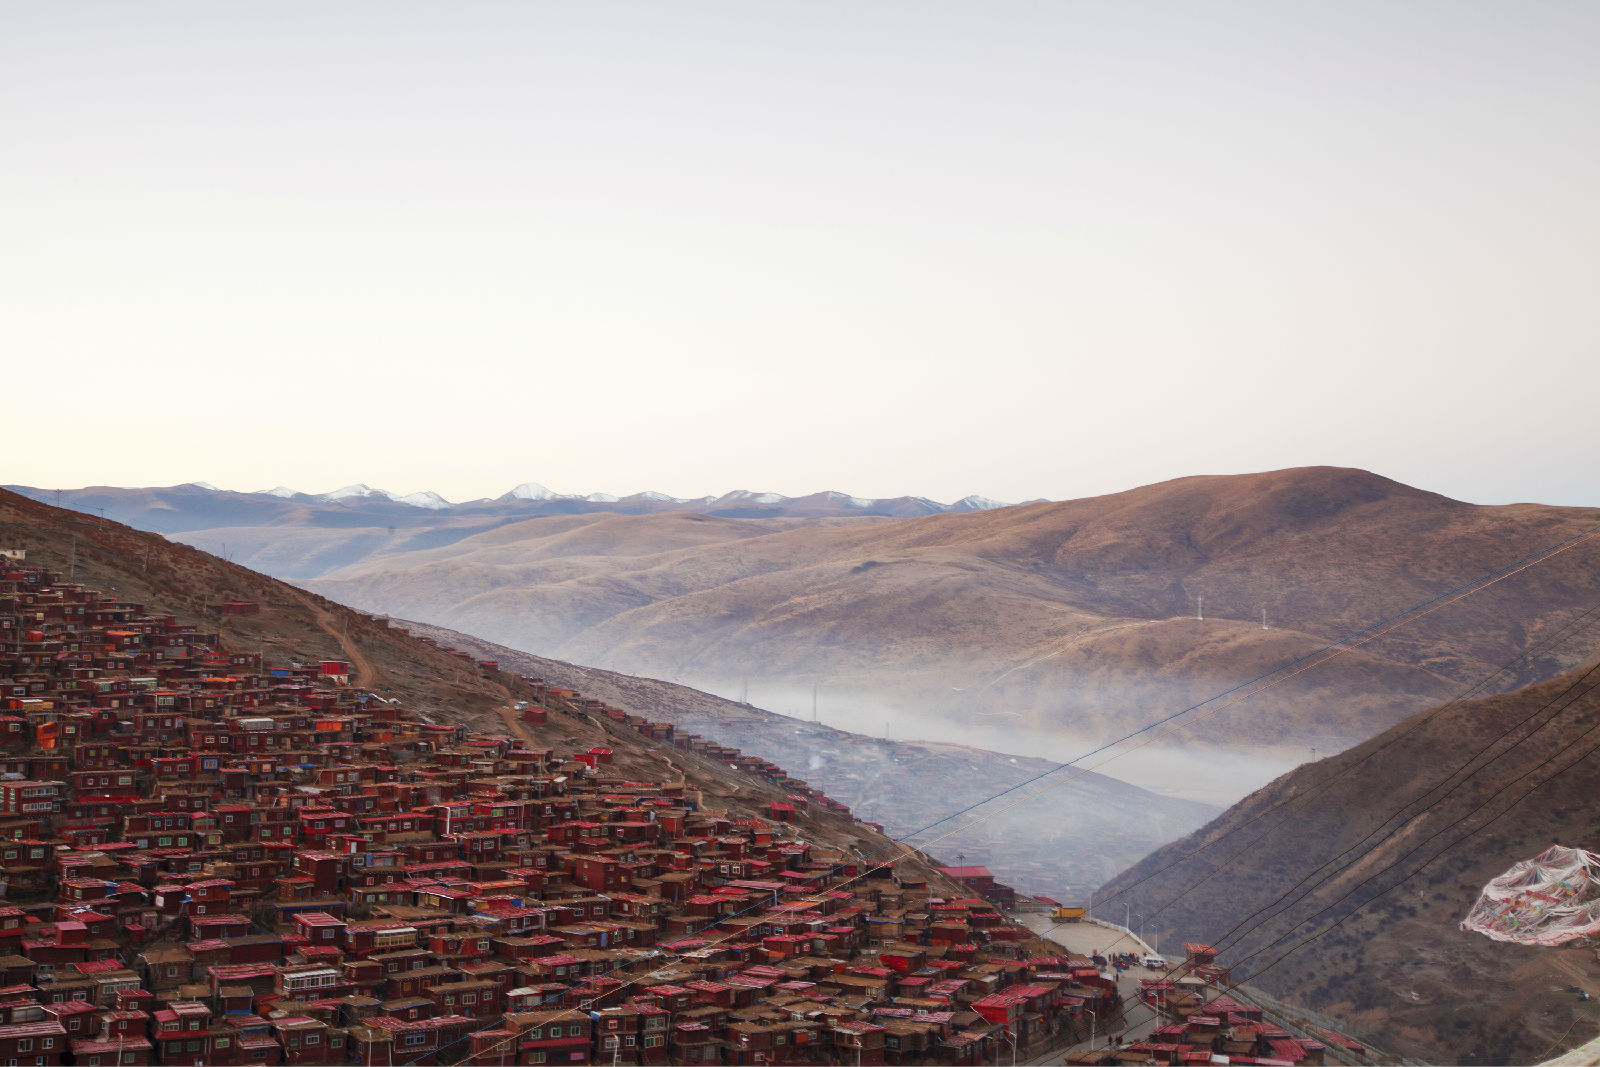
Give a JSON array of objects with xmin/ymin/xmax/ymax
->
[
  {"xmin": 308, "ymin": 467, "xmax": 1600, "ymax": 753},
  {"xmin": 1091, "ymin": 653, "xmax": 1600, "ymax": 1065}
]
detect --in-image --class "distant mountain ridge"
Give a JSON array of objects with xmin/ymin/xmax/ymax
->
[
  {"xmin": 1, "ymin": 481, "xmax": 1029, "ymax": 580},
  {"xmin": 302, "ymin": 466, "xmax": 1600, "ymax": 759},
  {"xmin": 6, "ymin": 480, "xmax": 1022, "ymax": 520},
  {"xmin": 20, "ymin": 468, "xmax": 1600, "ymax": 775}
]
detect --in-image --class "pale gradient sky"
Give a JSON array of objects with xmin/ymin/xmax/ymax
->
[{"xmin": 5, "ymin": 2, "xmax": 1597, "ymax": 506}]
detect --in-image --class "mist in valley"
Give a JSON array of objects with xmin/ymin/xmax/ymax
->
[{"xmin": 694, "ymin": 678, "xmax": 1318, "ymax": 808}]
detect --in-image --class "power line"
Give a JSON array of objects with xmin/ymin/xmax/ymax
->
[
  {"xmin": 896, "ymin": 521, "xmax": 1600, "ymax": 859},
  {"xmin": 1205, "ymin": 661, "xmax": 1600, "ymax": 967},
  {"xmin": 1093, "ymin": 599, "xmax": 1600, "ymax": 915},
  {"xmin": 1223, "ymin": 668, "xmax": 1600, "ymax": 997},
  {"xmin": 1157, "ymin": 641, "xmax": 1600, "ymax": 951},
  {"xmin": 1081, "ymin": 662, "xmax": 1600, "ymax": 1062}
]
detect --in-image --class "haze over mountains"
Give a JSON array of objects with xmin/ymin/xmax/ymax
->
[
  {"xmin": 398, "ymin": 617, "xmax": 1218, "ymax": 901},
  {"xmin": 15, "ymin": 472, "xmax": 1600, "ymax": 1063},
  {"xmin": 21, "ymin": 468, "xmax": 1600, "ymax": 807},
  {"xmin": 4, "ymin": 480, "xmax": 1017, "ymax": 580},
  {"xmin": 299, "ymin": 467, "xmax": 1600, "ymax": 788},
  {"xmin": 1, "ymin": 482, "xmax": 1215, "ymax": 900}
]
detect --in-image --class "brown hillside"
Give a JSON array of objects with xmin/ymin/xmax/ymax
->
[
  {"xmin": 1091, "ymin": 653, "xmax": 1600, "ymax": 1065},
  {"xmin": 308, "ymin": 467, "xmax": 1600, "ymax": 751},
  {"xmin": 0, "ymin": 487, "xmax": 953, "ymax": 874}
]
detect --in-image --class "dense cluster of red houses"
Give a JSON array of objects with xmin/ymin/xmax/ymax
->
[
  {"xmin": 0, "ymin": 563, "xmax": 1123, "ymax": 1066},
  {"xmin": 1101, "ymin": 984, "xmax": 1343, "ymax": 1066}
]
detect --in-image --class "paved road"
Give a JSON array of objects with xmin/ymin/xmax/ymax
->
[{"xmin": 1011, "ymin": 909, "xmax": 1179, "ymax": 1062}]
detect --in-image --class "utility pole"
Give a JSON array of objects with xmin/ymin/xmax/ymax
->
[
  {"xmin": 1196, "ymin": 595, "xmax": 1204, "ymax": 621},
  {"xmin": 812, "ymin": 685, "xmax": 818, "ymax": 722},
  {"xmin": 1262, "ymin": 607, "xmax": 1268, "ymax": 630}
]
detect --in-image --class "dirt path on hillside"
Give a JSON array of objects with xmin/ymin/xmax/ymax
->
[
  {"xmin": 494, "ymin": 704, "xmax": 543, "ymax": 747},
  {"xmin": 288, "ymin": 589, "xmax": 379, "ymax": 687}
]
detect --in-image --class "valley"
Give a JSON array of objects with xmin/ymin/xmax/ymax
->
[
  {"xmin": 296, "ymin": 467, "xmax": 1600, "ymax": 776},
  {"xmin": 396, "ymin": 619, "xmax": 1220, "ymax": 901}
]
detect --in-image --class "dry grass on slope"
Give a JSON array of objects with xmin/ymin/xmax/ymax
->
[
  {"xmin": 1091, "ymin": 659, "xmax": 1600, "ymax": 1066},
  {"xmin": 307, "ymin": 467, "xmax": 1600, "ymax": 750}
]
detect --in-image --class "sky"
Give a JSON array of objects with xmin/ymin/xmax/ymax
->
[{"xmin": 5, "ymin": 2, "xmax": 1598, "ymax": 507}]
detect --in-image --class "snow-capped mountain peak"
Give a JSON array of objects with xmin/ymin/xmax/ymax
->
[
  {"xmin": 320, "ymin": 484, "xmax": 384, "ymax": 501},
  {"xmin": 394, "ymin": 490, "xmax": 452, "ymax": 510},
  {"xmin": 506, "ymin": 482, "xmax": 557, "ymax": 501},
  {"xmin": 314, "ymin": 484, "xmax": 454, "ymax": 509},
  {"xmin": 121, "ymin": 479, "xmax": 1024, "ymax": 515}
]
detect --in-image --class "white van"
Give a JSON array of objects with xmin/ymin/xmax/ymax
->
[{"xmin": 1141, "ymin": 954, "xmax": 1168, "ymax": 969}]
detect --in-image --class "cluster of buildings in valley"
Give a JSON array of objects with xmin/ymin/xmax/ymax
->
[
  {"xmin": 1096, "ymin": 967, "xmax": 1350, "ymax": 1066},
  {"xmin": 0, "ymin": 561, "xmax": 1134, "ymax": 1066}
]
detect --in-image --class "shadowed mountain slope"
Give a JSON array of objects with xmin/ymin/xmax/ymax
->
[{"xmin": 1091, "ymin": 653, "xmax": 1600, "ymax": 1066}]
